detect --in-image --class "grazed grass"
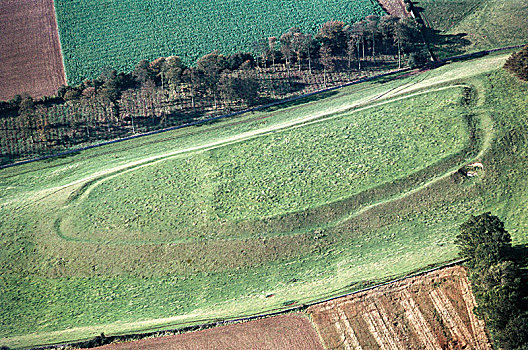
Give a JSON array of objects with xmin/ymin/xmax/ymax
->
[
  {"xmin": 419, "ymin": 0, "xmax": 528, "ymax": 56},
  {"xmin": 2, "ymin": 53, "xmax": 528, "ymax": 349},
  {"xmin": 61, "ymin": 88, "xmax": 468, "ymax": 243}
]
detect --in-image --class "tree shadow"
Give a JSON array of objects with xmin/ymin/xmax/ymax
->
[
  {"xmin": 258, "ymin": 89, "xmax": 340, "ymax": 113},
  {"xmin": 511, "ymin": 243, "xmax": 528, "ymax": 266},
  {"xmin": 411, "ymin": 4, "xmax": 473, "ymax": 59},
  {"xmin": 424, "ymin": 29, "xmax": 472, "ymax": 59},
  {"xmin": 511, "ymin": 244, "xmax": 528, "ymax": 304}
]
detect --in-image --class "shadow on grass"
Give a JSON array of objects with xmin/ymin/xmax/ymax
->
[
  {"xmin": 260, "ymin": 89, "xmax": 340, "ymax": 113},
  {"xmin": 511, "ymin": 244, "xmax": 528, "ymax": 266}
]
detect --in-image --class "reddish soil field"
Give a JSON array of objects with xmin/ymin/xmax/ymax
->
[
  {"xmin": 308, "ymin": 266, "xmax": 491, "ymax": 350},
  {"xmin": 96, "ymin": 314, "xmax": 323, "ymax": 350},
  {"xmin": 0, "ymin": 0, "xmax": 66, "ymax": 101},
  {"xmin": 377, "ymin": 0, "xmax": 410, "ymax": 18}
]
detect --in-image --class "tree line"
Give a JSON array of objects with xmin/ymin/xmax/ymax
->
[
  {"xmin": 0, "ymin": 14, "xmax": 427, "ymax": 165},
  {"xmin": 456, "ymin": 213, "xmax": 528, "ymax": 349}
]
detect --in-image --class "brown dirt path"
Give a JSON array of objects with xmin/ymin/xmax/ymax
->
[
  {"xmin": 376, "ymin": 0, "xmax": 410, "ymax": 18},
  {"xmin": 0, "ymin": 0, "xmax": 66, "ymax": 101},
  {"xmin": 95, "ymin": 314, "xmax": 323, "ymax": 350}
]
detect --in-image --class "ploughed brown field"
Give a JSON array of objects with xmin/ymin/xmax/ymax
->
[
  {"xmin": 96, "ymin": 314, "xmax": 324, "ymax": 350},
  {"xmin": 308, "ymin": 266, "xmax": 491, "ymax": 350},
  {"xmin": 377, "ymin": 0, "xmax": 410, "ymax": 18},
  {"xmin": 0, "ymin": 0, "xmax": 65, "ymax": 101}
]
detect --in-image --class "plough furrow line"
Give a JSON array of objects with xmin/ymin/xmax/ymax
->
[
  {"xmin": 400, "ymin": 291, "xmax": 441, "ymax": 350},
  {"xmin": 337, "ymin": 307, "xmax": 363, "ymax": 350},
  {"xmin": 430, "ymin": 288, "xmax": 473, "ymax": 348}
]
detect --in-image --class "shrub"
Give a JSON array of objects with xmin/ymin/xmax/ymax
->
[{"xmin": 504, "ymin": 45, "xmax": 528, "ymax": 81}]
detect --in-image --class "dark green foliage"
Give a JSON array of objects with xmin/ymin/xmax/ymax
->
[
  {"xmin": 220, "ymin": 74, "xmax": 260, "ymax": 106},
  {"xmin": 456, "ymin": 212, "xmax": 511, "ymax": 268},
  {"xmin": 504, "ymin": 45, "xmax": 528, "ymax": 81},
  {"xmin": 497, "ymin": 312, "xmax": 528, "ymax": 350},
  {"xmin": 133, "ymin": 59, "xmax": 155, "ymax": 86},
  {"xmin": 407, "ymin": 49, "xmax": 430, "ymax": 68},
  {"xmin": 315, "ymin": 21, "xmax": 348, "ymax": 55},
  {"xmin": 457, "ymin": 214, "xmax": 528, "ymax": 348},
  {"xmin": 227, "ymin": 52, "xmax": 255, "ymax": 71},
  {"xmin": 471, "ymin": 261, "xmax": 522, "ymax": 329}
]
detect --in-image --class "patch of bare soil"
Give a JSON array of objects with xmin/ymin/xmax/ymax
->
[
  {"xmin": 95, "ymin": 314, "xmax": 323, "ymax": 350},
  {"xmin": 376, "ymin": 0, "xmax": 410, "ymax": 18},
  {"xmin": 308, "ymin": 266, "xmax": 491, "ymax": 349},
  {"xmin": 0, "ymin": 0, "xmax": 66, "ymax": 101}
]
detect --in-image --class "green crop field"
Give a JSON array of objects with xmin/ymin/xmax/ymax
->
[
  {"xmin": 54, "ymin": 0, "xmax": 384, "ymax": 85},
  {"xmin": 2, "ymin": 53, "xmax": 528, "ymax": 349}
]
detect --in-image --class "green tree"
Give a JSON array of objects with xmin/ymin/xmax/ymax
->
[
  {"xmin": 18, "ymin": 96, "xmax": 35, "ymax": 138},
  {"xmin": 162, "ymin": 56, "xmax": 185, "ymax": 96},
  {"xmin": 456, "ymin": 212, "xmax": 512, "ymax": 268},
  {"xmin": 498, "ymin": 312, "xmax": 528, "ymax": 350},
  {"xmin": 471, "ymin": 260, "xmax": 522, "ymax": 330},
  {"xmin": 268, "ymin": 36, "xmax": 278, "ymax": 67},
  {"xmin": 319, "ymin": 45, "xmax": 334, "ymax": 87},
  {"xmin": 457, "ymin": 214, "xmax": 528, "ymax": 349},
  {"xmin": 350, "ymin": 21, "xmax": 366, "ymax": 70},
  {"xmin": 315, "ymin": 20, "xmax": 347, "ymax": 55},
  {"xmin": 280, "ymin": 29, "xmax": 297, "ymax": 74},
  {"xmin": 196, "ymin": 51, "xmax": 228, "ymax": 110},
  {"xmin": 132, "ymin": 59, "xmax": 154, "ymax": 86},
  {"xmin": 366, "ymin": 15, "xmax": 380, "ymax": 62},
  {"xmin": 504, "ymin": 45, "xmax": 528, "ymax": 81},
  {"xmin": 393, "ymin": 18, "xmax": 421, "ymax": 68},
  {"xmin": 379, "ymin": 15, "xmax": 399, "ymax": 53}
]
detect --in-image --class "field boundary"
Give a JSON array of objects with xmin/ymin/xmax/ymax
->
[
  {"xmin": 2, "ymin": 44, "xmax": 523, "ymax": 172},
  {"xmin": 27, "ymin": 259, "xmax": 467, "ymax": 350},
  {"xmin": 0, "ymin": 68, "xmax": 409, "ymax": 171}
]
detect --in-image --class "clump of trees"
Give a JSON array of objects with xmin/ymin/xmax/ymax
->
[
  {"xmin": 504, "ymin": 45, "xmax": 528, "ymax": 81},
  {"xmin": 456, "ymin": 213, "xmax": 528, "ymax": 350},
  {"xmin": 0, "ymin": 14, "xmax": 428, "ymax": 165}
]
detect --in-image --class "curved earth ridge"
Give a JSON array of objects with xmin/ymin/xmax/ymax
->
[{"xmin": 54, "ymin": 84, "xmax": 481, "ymax": 245}]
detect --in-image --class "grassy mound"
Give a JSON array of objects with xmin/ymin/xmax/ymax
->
[
  {"xmin": 60, "ymin": 87, "xmax": 468, "ymax": 243},
  {"xmin": 2, "ymin": 53, "xmax": 528, "ymax": 349}
]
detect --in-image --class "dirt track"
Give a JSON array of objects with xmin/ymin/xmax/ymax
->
[
  {"xmin": 0, "ymin": 0, "xmax": 66, "ymax": 100},
  {"xmin": 308, "ymin": 266, "xmax": 491, "ymax": 350},
  {"xmin": 376, "ymin": 0, "xmax": 410, "ymax": 18}
]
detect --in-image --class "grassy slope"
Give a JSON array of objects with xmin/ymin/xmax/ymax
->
[
  {"xmin": 2, "ymin": 54, "xmax": 528, "ymax": 349},
  {"xmin": 419, "ymin": 0, "xmax": 528, "ymax": 56},
  {"xmin": 61, "ymin": 88, "xmax": 467, "ymax": 243},
  {"xmin": 54, "ymin": 0, "xmax": 383, "ymax": 84}
]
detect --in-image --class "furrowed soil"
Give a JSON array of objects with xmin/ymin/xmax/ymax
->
[
  {"xmin": 377, "ymin": 0, "xmax": 409, "ymax": 18},
  {"xmin": 308, "ymin": 266, "xmax": 491, "ymax": 350},
  {"xmin": 0, "ymin": 0, "xmax": 66, "ymax": 100},
  {"xmin": 95, "ymin": 314, "xmax": 323, "ymax": 350}
]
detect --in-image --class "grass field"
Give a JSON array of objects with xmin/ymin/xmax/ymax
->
[
  {"xmin": 54, "ymin": 0, "xmax": 384, "ymax": 84},
  {"xmin": 2, "ymin": 53, "xmax": 528, "ymax": 349},
  {"xmin": 419, "ymin": 0, "xmax": 528, "ymax": 57}
]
